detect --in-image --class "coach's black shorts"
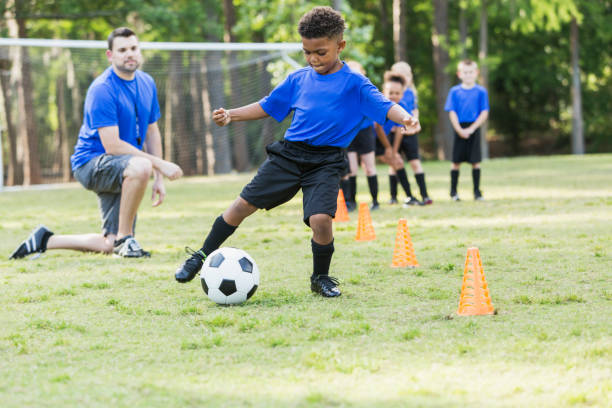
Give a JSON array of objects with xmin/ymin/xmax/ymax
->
[
  {"xmin": 240, "ymin": 140, "xmax": 348, "ymax": 226},
  {"xmin": 452, "ymin": 122, "xmax": 481, "ymax": 164},
  {"xmin": 388, "ymin": 132, "xmax": 420, "ymax": 161},
  {"xmin": 347, "ymin": 126, "xmax": 375, "ymax": 155}
]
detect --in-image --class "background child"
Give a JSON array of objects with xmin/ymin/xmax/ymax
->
[
  {"xmin": 344, "ymin": 60, "xmax": 380, "ymax": 211},
  {"xmin": 391, "ymin": 61, "xmax": 432, "ymax": 205},
  {"xmin": 444, "ymin": 59, "xmax": 490, "ymax": 201},
  {"xmin": 374, "ymin": 72, "xmax": 422, "ymax": 206},
  {"xmin": 174, "ymin": 7, "xmax": 420, "ymax": 297}
]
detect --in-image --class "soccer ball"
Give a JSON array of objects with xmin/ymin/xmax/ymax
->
[{"xmin": 200, "ymin": 247, "xmax": 260, "ymax": 305}]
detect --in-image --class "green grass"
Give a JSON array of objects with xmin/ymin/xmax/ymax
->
[{"xmin": 1, "ymin": 154, "xmax": 611, "ymax": 407}]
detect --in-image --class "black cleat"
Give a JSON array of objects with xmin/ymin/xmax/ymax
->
[
  {"xmin": 451, "ymin": 195, "xmax": 461, "ymax": 202},
  {"xmin": 389, "ymin": 198, "xmax": 399, "ymax": 205},
  {"xmin": 175, "ymin": 247, "xmax": 206, "ymax": 283},
  {"xmin": 403, "ymin": 196, "xmax": 421, "ymax": 207},
  {"xmin": 422, "ymin": 197, "xmax": 433, "ymax": 205},
  {"xmin": 346, "ymin": 201, "xmax": 357, "ymax": 212},
  {"xmin": 474, "ymin": 190, "xmax": 484, "ymax": 201},
  {"xmin": 9, "ymin": 225, "xmax": 54, "ymax": 259},
  {"xmin": 311, "ymin": 274, "xmax": 341, "ymax": 297},
  {"xmin": 370, "ymin": 202, "xmax": 380, "ymax": 211}
]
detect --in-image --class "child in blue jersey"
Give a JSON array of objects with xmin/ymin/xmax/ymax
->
[
  {"xmin": 174, "ymin": 7, "xmax": 419, "ymax": 297},
  {"xmin": 390, "ymin": 61, "xmax": 432, "ymax": 205},
  {"xmin": 444, "ymin": 59, "xmax": 489, "ymax": 201},
  {"xmin": 341, "ymin": 60, "xmax": 381, "ymax": 211},
  {"xmin": 374, "ymin": 72, "xmax": 423, "ymax": 207}
]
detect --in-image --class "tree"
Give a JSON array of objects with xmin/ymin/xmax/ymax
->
[
  {"xmin": 478, "ymin": 0, "xmax": 489, "ymax": 159},
  {"xmin": 431, "ymin": 0, "xmax": 452, "ymax": 159},
  {"xmin": 569, "ymin": 16, "xmax": 583, "ymax": 154},
  {"xmin": 393, "ymin": 0, "xmax": 407, "ymax": 62}
]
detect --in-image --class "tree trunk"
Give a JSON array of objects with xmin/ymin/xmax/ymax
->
[
  {"xmin": 223, "ymin": 0, "xmax": 249, "ymax": 172},
  {"xmin": 163, "ymin": 52, "xmax": 181, "ymax": 164},
  {"xmin": 56, "ymin": 71, "xmax": 70, "ymax": 181},
  {"xmin": 66, "ymin": 50, "xmax": 80, "ymax": 181},
  {"xmin": 479, "ymin": 0, "xmax": 490, "ymax": 159},
  {"xmin": 431, "ymin": 0, "xmax": 452, "ymax": 159},
  {"xmin": 332, "ymin": 0, "xmax": 343, "ymax": 11},
  {"xmin": 0, "ymin": 47, "xmax": 20, "ymax": 185},
  {"xmin": 393, "ymin": 0, "xmax": 407, "ymax": 62},
  {"xmin": 199, "ymin": 59, "xmax": 215, "ymax": 175},
  {"xmin": 15, "ymin": 14, "xmax": 41, "ymax": 185},
  {"xmin": 570, "ymin": 17, "xmax": 584, "ymax": 154},
  {"xmin": 189, "ymin": 56, "xmax": 205, "ymax": 174},
  {"xmin": 459, "ymin": 1, "xmax": 468, "ymax": 59}
]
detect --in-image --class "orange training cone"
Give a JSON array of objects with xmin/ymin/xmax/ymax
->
[
  {"xmin": 334, "ymin": 189, "xmax": 350, "ymax": 222},
  {"xmin": 391, "ymin": 219, "xmax": 418, "ymax": 267},
  {"xmin": 457, "ymin": 247, "xmax": 495, "ymax": 316},
  {"xmin": 355, "ymin": 203, "xmax": 376, "ymax": 241}
]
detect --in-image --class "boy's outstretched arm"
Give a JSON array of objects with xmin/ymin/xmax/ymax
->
[
  {"xmin": 386, "ymin": 104, "xmax": 421, "ymax": 135},
  {"xmin": 212, "ymin": 102, "xmax": 269, "ymax": 126}
]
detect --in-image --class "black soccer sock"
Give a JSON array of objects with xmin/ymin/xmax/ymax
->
[
  {"xmin": 450, "ymin": 169, "xmax": 460, "ymax": 196},
  {"xmin": 415, "ymin": 173, "xmax": 429, "ymax": 200},
  {"xmin": 349, "ymin": 176, "xmax": 357, "ymax": 203},
  {"xmin": 367, "ymin": 175, "xmax": 378, "ymax": 204},
  {"xmin": 311, "ymin": 239, "xmax": 334, "ymax": 277},
  {"xmin": 396, "ymin": 168, "xmax": 413, "ymax": 198},
  {"xmin": 201, "ymin": 215, "xmax": 238, "ymax": 256},
  {"xmin": 389, "ymin": 174, "xmax": 398, "ymax": 200},
  {"xmin": 340, "ymin": 179, "xmax": 351, "ymax": 202},
  {"xmin": 472, "ymin": 168, "xmax": 481, "ymax": 194}
]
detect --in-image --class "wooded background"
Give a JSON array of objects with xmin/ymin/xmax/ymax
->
[{"xmin": 1, "ymin": 0, "xmax": 610, "ymax": 186}]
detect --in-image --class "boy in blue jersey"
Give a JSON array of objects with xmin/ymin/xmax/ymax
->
[
  {"xmin": 174, "ymin": 7, "xmax": 419, "ymax": 297},
  {"xmin": 9, "ymin": 27, "xmax": 182, "ymax": 260},
  {"xmin": 374, "ymin": 72, "xmax": 423, "ymax": 207},
  {"xmin": 342, "ymin": 60, "xmax": 381, "ymax": 211},
  {"xmin": 391, "ymin": 62, "xmax": 432, "ymax": 205},
  {"xmin": 444, "ymin": 59, "xmax": 489, "ymax": 201}
]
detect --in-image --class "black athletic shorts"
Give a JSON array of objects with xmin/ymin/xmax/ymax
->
[
  {"xmin": 347, "ymin": 126, "xmax": 375, "ymax": 155},
  {"xmin": 240, "ymin": 140, "xmax": 348, "ymax": 226},
  {"xmin": 388, "ymin": 132, "xmax": 420, "ymax": 161},
  {"xmin": 452, "ymin": 122, "xmax": 482, "ymax": 164}
]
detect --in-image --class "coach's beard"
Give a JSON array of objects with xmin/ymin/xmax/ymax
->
[{"xmin": 117, "ymin": 60, "xmax": 140, "ymax": 73}]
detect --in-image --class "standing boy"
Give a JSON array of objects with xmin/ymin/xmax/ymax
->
[
  {"xmin": 174, "ymin": 7, "xmax": 419, "ymax": 297},
  {"xmin": 9, "ymin": 27, "xmax": 182, "ymax": 260},
  {"xmin": 444, "ymin": 59, "xmax": 489, "ymax": 201}
]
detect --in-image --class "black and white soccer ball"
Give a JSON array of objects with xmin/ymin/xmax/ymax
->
[{"xmin": 200, "ymin": 247, "xmax": 260, "ymax": 305}]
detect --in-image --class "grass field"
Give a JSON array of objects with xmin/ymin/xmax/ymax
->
[{"xmin": 1, "ymin": 154, "xmax": 611, "ymax": 407}]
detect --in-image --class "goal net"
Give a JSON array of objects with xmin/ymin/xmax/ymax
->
[{"xmin": 0, "ymin": 38, "xmax": 303, "ymax": 188}]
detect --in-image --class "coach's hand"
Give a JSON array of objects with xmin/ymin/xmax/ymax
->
[
  {"xmin": 151, "ymin": 178, "xmax": 166, "ymax": 207},
  {"xmin": 158, "ymin": 160, "xmax": 183, "ymax": 180},
  {"xmin": 401, "ymin": 115, "xmax": 421, "ymax": 135},
  {"xmin": 213, "ymin": 108, "xmax": 232, "ymax": 126}
]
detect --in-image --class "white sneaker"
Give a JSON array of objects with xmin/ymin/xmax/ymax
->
[{"xmin": 113, "ymin": 236, "xmax": 151, "ymax": 258}]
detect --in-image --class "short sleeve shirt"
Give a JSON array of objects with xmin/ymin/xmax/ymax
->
[
  {"xmin": 70, "ymin": 67, "xmax": 161, "ymax": 170},
  {"xmin": 400, "ymin": 88, "xmax": 418, "ymax": 115},
  {"xmin": 259, "ymin": 63, "xmax": 394, "ymax": 147},
  {"xmin": 444, "ymin": 84, "xmax": 489, "ymax": 123}
]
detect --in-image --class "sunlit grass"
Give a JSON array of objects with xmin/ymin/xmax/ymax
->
[{"xmin": 0, "ymin": 154, "xmax": 611, "ymax": 407}]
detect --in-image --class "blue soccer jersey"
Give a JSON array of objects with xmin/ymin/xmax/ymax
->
[
  {"xmin": 400, "ymin": 88, "xmax": 418, "ymax": 115},
  {"xmin": 71, "ymin": 67, "xmax": 161, "ymax": 171},
  {"xmin": 259, "ymin": 63, "xmax": 394, "ymax": 148},
  {"xmin": 444, "ymin": 84, "xmax": 489, "ymax": 123}
]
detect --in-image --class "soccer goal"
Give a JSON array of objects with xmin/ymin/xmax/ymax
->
[{"xmin": 0, "ymin": 38, "xmax": 303, "ymax": 189}]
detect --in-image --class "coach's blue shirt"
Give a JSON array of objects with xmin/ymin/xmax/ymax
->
[
  {"xmin": 259, "ymin": 63, "xmax": 394, "ymax": 147},
  {"xmin": 71, "ymin": 67, "xmax": 161, "ymax": 171},
  {"xmin": 444, "ymin": 84, "xmax": 489, "ymax": 123},
  {"xmin": 401, "ymin": 88, "xmax": 418, "ymax": 115}
]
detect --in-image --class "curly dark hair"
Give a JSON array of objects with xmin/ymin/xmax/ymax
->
[
  {"xmin": 383, "ymin": 71, "xmax": 407, "ymax": 87},
  {"xmin": 298, "ymin": 7, "xmax": 345, "ymax": 39}
]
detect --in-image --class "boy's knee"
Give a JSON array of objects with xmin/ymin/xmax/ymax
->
[{"xmin": 309, "ymin": 214, "xmax": 332, "ymax": 231}]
